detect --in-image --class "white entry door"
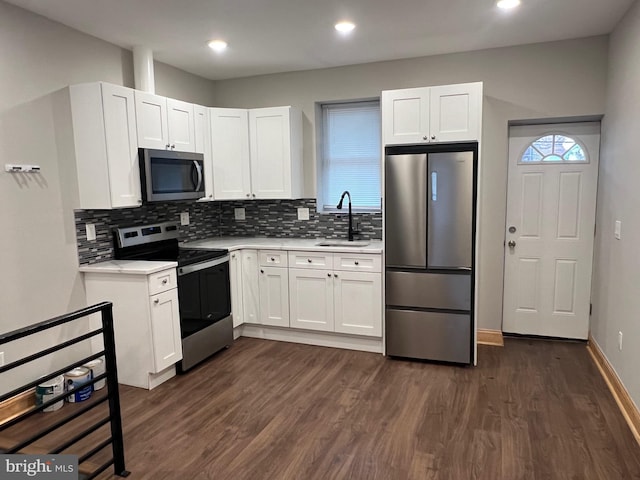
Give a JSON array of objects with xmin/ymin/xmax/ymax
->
[{"xmin": 502, "ymin": 122, "xmax": 600, "ymax": 339}]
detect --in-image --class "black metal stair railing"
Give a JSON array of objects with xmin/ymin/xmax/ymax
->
[{"xmin": 0, "ymin": 302, "xmax": 129, "ymax": 479}]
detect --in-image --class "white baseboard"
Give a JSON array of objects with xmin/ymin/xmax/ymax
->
[{"xmin": 237, "ymin": 324, "xmax": 383, "ymax": 354}]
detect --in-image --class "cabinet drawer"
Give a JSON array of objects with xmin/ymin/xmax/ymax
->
[
  {"xmin": 288, "ymin": 251, "xmax": 333, "ymax": 270},
  {"xmin": 259, "ymin": 250, "xmax": 288, "ymax": 267},
  {"xmin": 334, "ymin": 253, "xmax": 381, "ymax": 273},
  {"xmin": 147, "ymin": 268, "xmax": 177, "ymax": 296}
]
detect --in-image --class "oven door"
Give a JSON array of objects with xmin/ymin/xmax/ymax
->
[
  {"xmin": 177, "ymin": 256, "xmax": 231, "ymax": 338},
  {"xmin": 141, "ymin": 148, "xmax": 205, "ymax": 202}
]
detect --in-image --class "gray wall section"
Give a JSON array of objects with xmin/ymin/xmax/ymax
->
[
  {"xmin": 591, "ymin": 1, "xmax": 640, "ymax": 411},
  {"xmin": 212, "ymin": 36, "xmax": 610, "ymax": 331},
  {"xmin": 0, "ymin": 0, "xmax": 215, "ymax": 394}
]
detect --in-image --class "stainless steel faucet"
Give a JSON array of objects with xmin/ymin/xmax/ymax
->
[{"xmin": 336, "ymin": 190, "xmax": 355, "ymax": 241}]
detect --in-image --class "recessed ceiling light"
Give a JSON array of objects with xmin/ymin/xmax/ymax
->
[
  {"xmin": 497, "ymin": 0, "xmax": 521, "ymax": 9},
  {"xmin": 335, "ymin": 21, "xmax": 356, "ymax": 33},
  {"xmin": 208, "ymin": 40, "xmax": 228, "ymax": 52}
]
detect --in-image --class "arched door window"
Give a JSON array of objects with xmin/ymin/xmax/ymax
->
[{"xmin": 520, "ymin": 134, "xmax": 588, "ymax": 164}]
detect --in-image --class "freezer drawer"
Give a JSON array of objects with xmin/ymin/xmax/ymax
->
[
  {"xmin": 385, "ymin": 271, "xmax": 471, "ymax": 311},
  {"xmin": 385, "ymin": 309, "xmax": 471, "ymax": 364}
]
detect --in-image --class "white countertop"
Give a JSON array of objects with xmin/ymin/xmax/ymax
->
[
  {"xmin": 181, "ymin": 237, "xmax": 383, "ymax": 254},
  {"xmin": 79, "ymin": 260, "xmax": 178, "ymax": 275}
]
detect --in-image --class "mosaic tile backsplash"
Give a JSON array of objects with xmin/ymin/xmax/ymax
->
[{"xmin": 75, "ymin": 199, "xmax": 382, "ymax": 265}]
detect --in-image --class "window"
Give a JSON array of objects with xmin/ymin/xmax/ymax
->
[
  {"xmin": 320, "ymin": 101, "xmax": 381, "ymax": 211},
  {"xmin": 520, "ymin": 134, "xmax": 588, "ymax": 163}
]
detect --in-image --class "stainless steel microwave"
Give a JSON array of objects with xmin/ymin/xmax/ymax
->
[{"xmin": 139, "ymin": 148, "xmax": 205, "ymax": 202}]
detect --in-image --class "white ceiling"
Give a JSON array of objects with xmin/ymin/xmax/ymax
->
[{"xmin": 7, "ymin": 0, "xmax": 635, "ymax": 81}]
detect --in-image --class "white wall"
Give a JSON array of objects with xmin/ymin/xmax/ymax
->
[
  {"xmin": 591, "ymin": 0, "xmax": 640, "ymax": 410},
  {"xmin": 212, "ymin": 37, "xmax": 609, "ymax": 331},
  {"xmin": 0, "ymin": 0, "xmax": 215, "ymax": 393}
]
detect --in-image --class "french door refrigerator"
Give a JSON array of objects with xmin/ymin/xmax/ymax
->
[{"xmin": 384, "ymin": 143, "xmax": 477, "ymax": 364}]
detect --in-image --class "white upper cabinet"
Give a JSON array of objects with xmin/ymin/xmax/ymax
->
[
  {"xmin": 249, "ymin": 106, "xmax": 303, "ymax": 199},
  {"xmin": 382, "ymin": 82, "xmax": 482, "ymax": 145},
  {"xmin": 135, "ymin": 91, "xmax": 196, "ymax": 152},
  {"xmin": 69, "ymin": 82, "xmax": 142, "ymax": 209},
  {"xmin": 209, "ymin": 106, "xmax": 302, "ymax": 200},
  {"xmin": 209, "ymin": 108, "xmax": 252, "ymax": 200},
  {"xmin": 381, "ymin": 87, "xmax": 431, "ymax": 145},
  {"xmin": 194, "ymin": 105, "xmax": 214, "ymax": 200}
]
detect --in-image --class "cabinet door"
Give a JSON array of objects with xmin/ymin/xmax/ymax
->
[
  {"xmin": 149, "ymin": 289, "xmax": 183, "ymax": 373},
  {"xmin": 249, "ymin": 107, "xmax": 292, "ymax": 199},
  {"xmin": 101, "ymin": 83, "xmax": 142, "ymax": 208},
  {"xmin": 194, "ymin": 105, "xmax": 214, "ymax": 199},
  {"xmin": 241, "ymin": 250, "xmax": 260, "ymax": 324},
  {"xmin": 381, "ymin": 87, "xmax": 430, "ymax": 145},
  {"xmin": 258, "ymin": 266, "xmax": 290, "ymax": 327},
  {"xmin": 288, "ymin": 268, "xmax": 334, "ymax": 332},
  {"xmin": 210, "ymin": 108, "xmax": 252, "ymax": 200},
  {"xmin": 334, "ymin": 271, "xmax": 382, "ymax": 337},
  {"xmin": 429, "ymin": 83, "xmax": 482, "ymax": 142},
  {"xmin": 230, "ymin": 251, "xmax": 244, "ymax": 328},
  {"xmin": 167, "ymin": 98, "xmax": 196, "ymax": 152},
  {"xmin": 135, "ymin": 91, "xmax": 169, "ymax": 149}
]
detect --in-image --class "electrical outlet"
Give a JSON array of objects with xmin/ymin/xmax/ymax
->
[
  {"xmin": 85, "ymin": 223, "xmax": 96, "ymax": 241},
  {"xmin": 615, "ymin": 220, "xmax": 622, "ymax": 240},
  {"xmin": 234, "ymin": 208, "xmax": 246, "ymax": 221},
  {"xmin": 180, "ymin": 212, "xmax": 190, "ymax": 226},
  {"xmin": 0, "ymin": 352, "xmax": 4, "ymax": 367},
  {"xmin": 297, "ymin": 207, "xmax": 310, "ymax": 221},
  {"xmin": 618, "ymin": 331, "xmax": 623, "ymax": 351}
]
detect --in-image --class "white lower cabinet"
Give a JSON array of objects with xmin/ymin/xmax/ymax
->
[
  {"xmin": 289, "ymin": 269, "xmax": 334, "ymax": 331},
  {"xmin": 241, "ymin": 250, "xmax": 260, "ymax": 324},
  {"xmin": 333, "ymin": 271, "xmax": 382, "ymax": 336},
  {"xmin": 230, "ymin": 248, "xmax": 382, "ymax": 339},
  {"xmin": 83, "ymin": 268, "xmax": 182, "ymax": 390},
  {"xmin": 258, "ymin": 266, "xmax": 289, "ymax": 327},
  {"xmin": 288, "ymin": 251, "xmax": 382, "ymax": 337}
]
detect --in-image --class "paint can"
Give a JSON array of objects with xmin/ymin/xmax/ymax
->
[
  {"xmin": 64, "ymin": 367, "xmax": 92, "ymax": 402},
  {"xmin": 35, "ymin": 375, "xmax": 65, "ymax": 412},
  {"xmin": 83, "ymin": 357, "xmax": 106, "ymax": 390}
]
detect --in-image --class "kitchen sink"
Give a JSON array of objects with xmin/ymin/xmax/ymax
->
[{"xmin": 315, "ymin": 240, "xmax": 370, "ymax": 247}]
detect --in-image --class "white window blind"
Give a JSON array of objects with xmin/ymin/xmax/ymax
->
[{"xmin": 321, "ymin": 101, "xmax": 381, "ymax": 210}]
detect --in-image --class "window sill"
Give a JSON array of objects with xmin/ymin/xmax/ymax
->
[{"xmin": 319, "ymin": 208, "xmax": 381, "ymax": 215}]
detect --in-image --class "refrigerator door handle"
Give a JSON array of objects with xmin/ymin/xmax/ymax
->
[{"xmin": 431, "ymin": 171, "xmax": 438, "ymax": 201}]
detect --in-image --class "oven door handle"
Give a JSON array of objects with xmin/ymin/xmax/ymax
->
[
  {"xmin": 192, "ymin": 160, "xmax": 203, "ymax": 192},
  {"xmin": 178, "ymin": 255, "xmax": 229, "ymax": 275}
]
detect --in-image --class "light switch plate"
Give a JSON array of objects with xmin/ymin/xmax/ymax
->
[
  {"xmin": 0, "ymin": 352, "xmax": 4, "ymax": 367},
  {"xmin": 85, "ymin": 223, "xmax": 96, "ymax": 241},
  {"xmin": 235, "ymin": 208, "xmax": 246, "ymax": 221},
  {"xmin": 297, "ymin": 207, "xmax": 310, "ymax": 221},
  {"xmin": 180, "ymin": 212, "xmax": 190, "ymax": 226},
  {"xmin": 615, "ymin": 220, "xmax": 621, "ymax": 240}
]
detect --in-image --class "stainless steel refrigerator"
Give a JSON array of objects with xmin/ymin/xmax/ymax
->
[{"xmin": 384, "ymin": 144, "xmax": 476, "ymax": 364}]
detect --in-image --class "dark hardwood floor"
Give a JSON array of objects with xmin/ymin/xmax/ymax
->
[{"xmin": 6, "ymin": 337, "xmax": 640, "ymax": 479}]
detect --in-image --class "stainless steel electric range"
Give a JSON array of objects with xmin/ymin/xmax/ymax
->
[{"xmin": 113, "ymin": 222, "xmax": 232, "ymax": 372}]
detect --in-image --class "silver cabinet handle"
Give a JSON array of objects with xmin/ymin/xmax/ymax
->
[
  {"xmin": 334, "ymin": 274, "xmax": 338, "ymax": 278},
  {"xmin": 354, "ymin": 261, "xmax": 359, "ymax": 265},
  {"xmin": 508, "ymin": 240, "xmax": 516, "ymax": 248},
  {"xmin": 260, "ymin": 269, "xmax": 264, "ymax": 274},
  {"xmin": 246, "ymin": 193, "xmax": 250, "ymax": 197},
  {"xmin": 171, "ymin": 144, "xmax": 176, "ymax": 149},
  {"xmin": 307, "ymin": 259, "xmax": 312, "ymax": 263},
  {"xmin": 165, "ymin": 144, "xmax": 170, "ymax": 149},
  {"xmin": 162, "ymin": 279, "xmax": 168, "ymax": 285},
  {"xmin": 431, "ymin": 135, "xmax": 436, "ymax": 140},
  {"xmin": 252, "ymin": 193, "xmax": 256, "ymax": 198},
  {"xmin": 327, "ymin": 273, "xmax": 331, "ymax": 277},
  {"xmin": 270, "ymin": 257, "xmax": 275, "ymax": 261},
  {"xmin": 153, "ymin": 299, "xmax": 159, "ymax": 304},
  {"xmin": 422, "ymin": 135, "xmax": 428, "ymax": 140}
]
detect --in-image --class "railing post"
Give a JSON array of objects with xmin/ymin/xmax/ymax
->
[{"xmin": 101, "ymin": 303, "xmax": 130, "ymax": 477}]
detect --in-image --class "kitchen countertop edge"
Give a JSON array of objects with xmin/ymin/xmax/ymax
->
[
  {"xmin": 181, "ymin": 237, "xmax": 384, "ymax": 254},
  {"xmin": 79, "ymin": 260, "xmax": 178, "ymax": 275}
]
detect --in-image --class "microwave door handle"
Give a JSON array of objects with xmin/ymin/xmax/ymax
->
[{"xmin": 193, "ymin": 160, "xmax": 203, "ymax": 192}]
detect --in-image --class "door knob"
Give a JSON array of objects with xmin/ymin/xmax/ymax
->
[{"xmin": 508, "ymin": 240, "xmax": 516, "ymax": 248}]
